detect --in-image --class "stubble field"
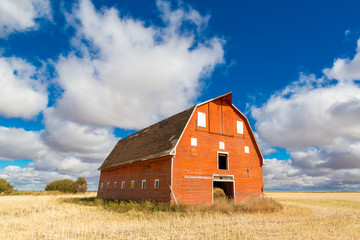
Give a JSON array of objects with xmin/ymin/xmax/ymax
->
[{"xmin": 0, "ymin": 191, "xmax": 359, "ymax": 239}]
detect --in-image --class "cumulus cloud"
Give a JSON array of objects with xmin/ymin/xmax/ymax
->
[
  {"xmin": 0, "ymin": 127, "xmax": 45, "ymax": 160},
  {"xmin": 0, "ymin": 0, "xmax": 51, "ymax": 37},
  {"xmin": 323, "ymin": 39, "xmax": 360, "ymax": 81},
  {"xmin": 254, "ymin": 39, "xmax": 360, "ymax": 191},
  {"xmin": 0, "ymin": 57, "xmax": 48, "ymax": 119},
  {"xmin": 54, "ymin": 0, "xmax": 224, "ymax": 129},
  {"xmin": 0, "ymin": 0, "xmax": 224, "ymax": 190}
]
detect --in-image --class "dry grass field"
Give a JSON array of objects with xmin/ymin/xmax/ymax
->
[{"xmin": 0, "ymin": 191, "xmax": 359, "ymax": 240}]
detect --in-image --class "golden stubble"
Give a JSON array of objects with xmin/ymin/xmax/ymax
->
[{"xmin": 0, "ymin": 192, "xmax": 359, "ymax": 240}]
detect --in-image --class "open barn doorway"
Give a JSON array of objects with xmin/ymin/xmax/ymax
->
[{"xmin": 213, "ymin": 181, "xmax": 234, "ymax": 200}]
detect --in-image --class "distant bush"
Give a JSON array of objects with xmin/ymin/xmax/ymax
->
[
  {"xmin": 45, "ymin": 177, "xmax": 88, "ymax": 193},
  {"xmin": 0, "ymin": 178, "xmax": 14, "ymax": 194}
]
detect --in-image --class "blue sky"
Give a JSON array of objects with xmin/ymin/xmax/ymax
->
[{"xmin": 1, "ymin": 0, "xmax": 360, "ymax": 191}]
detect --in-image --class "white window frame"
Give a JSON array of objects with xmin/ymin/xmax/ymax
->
[
  {"xmin": 121, "ymin": 181, "xmax": 125, "ymax": 189},
  {"xmin": 245, "ymin": 146, "xmax": 250, "ymax": 153},
  {"xmin": 107, "ymin": 182, "xmax": 110, "ymax": 190},
  {"xmin": 191, "ymin": 137, "xmax": 197, "ymax": 146},
  {"xmin": 237, "ymin": 121, "xmax": 244, "ymax": 134},
  {"xmin": 154, "ymin": 179, "xmax": 159, "ymax": 189},
  {"xmin": 197, "ymin": 112, "xmax": 206, "ymax": 128},
  {"xmin": 219, "ymin": 141, "xmax": 225, "ymax": 150},
  {"xmin": 114, "ymin": 182, "xmax": 117, "ymax": 190},
  {"xmin": 100, "ymin": 182, "xmax": 103, "ymax": 189},
  {"xmin": 130, "ymin": 180, "xmax": 135, "ymax": 189},
  {"xmin": 141, "ymin": 180, "xmax": 146, "ymax": 189},
  {"xmin": 217, "ymin": 151, "xmax": 229, "ymax": 170}
]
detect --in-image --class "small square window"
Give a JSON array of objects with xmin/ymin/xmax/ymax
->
[
  {"xmin": 218, "ymin": 153, "xmax": 228, "ymax": 170},
  {"xmin": 154, "ymin": 179, "xmax": 159, "ymax": 189},
  {"xmin": 219, "ymin": 141, "xmax": 225, "ymax": 150},
  {"xmin": 114, "ymin": 182, "xmax": 117, "ymax": 190},
  {"xmin": 121, "ymin": 181, "xmax": 125, "ymax": 189},
  {"xmin": 141, "ymin": 180, "xmax": 146, "ymax": 189},
  {"xmin": 191, "ymin": 138, "xmax": 197, "ymax": 146},
  {"xmin": 197, "ymin": 112, "xmax": 206, "ymax": 127},
  {"xmin": 100, "ymin": 182, "xmax": 103, "ymax": 189},
  {"xmin": 130, "ymin": 180, "xmax": 135, "ymax": 189},
  {"xmin": 237, "ymin": 121, "xmax": 244, "ymax": 134},
  {"xmin": 245, "ymin": 146, "xmax": 250, "ymax": 153},
  {"xmin": 107, "ymin": 182, "xmax": 110, "ymax": 190}
]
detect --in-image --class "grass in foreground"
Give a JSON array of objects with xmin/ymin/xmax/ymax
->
[
  {"xmin": 1, "ymin": 192, "xmax": 359, "ymax": 239},
  {"xmin": 62, "ymin": 196, "xmax": 282, "ymax": 214}
]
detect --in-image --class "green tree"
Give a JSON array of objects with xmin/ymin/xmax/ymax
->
[
  {"xmin": 0, "ymin": 178, "xmax": 14, "ymax": 194},
  {"xmin": 73, "ymin": 177, "xmax": 88, "ymax": 193},
  {"xmin": 45, "ymin": 179, "xmax": 75, "ymax": 192}
]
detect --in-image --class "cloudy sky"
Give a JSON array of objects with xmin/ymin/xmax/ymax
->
[{"xmin": 0, "ymin": 0, "xmax": 359, "ymax": 191}]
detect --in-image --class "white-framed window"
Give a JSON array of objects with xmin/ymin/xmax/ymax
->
[
  {"xmin": 197, "ymin": 112, "xmax": 206, "ymax": 127},
  {"xmin": 237, "ymin": 121, "xmax": 244, "ymax": 134},
  {"xmin": 121, "ymin": 181, "xmax": 125, "ymax": 189},
  {"xmin": 130, "ymin": 180, "xmax": 135, "ymax": 189},
  {"xmin": 245, "ymin": 146, "xmax": 250, "ymax": 153},
  {"xmin": 154, "ymin": 179, "xmax": 159, "ymax": 189},
  {"xmin": 218, "ymin": 152, "xmax": 229, "ymax": 170},
  {"xmin": 100, "ymin": 182, "xmax": 103, "ymax": 189},
  {"xmin": 107, "ymin": 182, "xmax": 110, "ymax": 190},
  {"xmin": 114, "ymin": 182, "xmax": 117, "ymax": 190},
  {"xmin": 191, "ymin": 138, "xmax": 197, "ymax": 146},
  {"xmin": 219, "ymin": 141, "xmax": 225, "ymax": 150},
  {"xmin": 141, "ymin": 180, "xmax": 146, "ymax": 189}
]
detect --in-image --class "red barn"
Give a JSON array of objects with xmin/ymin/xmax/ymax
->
[{"xmin": 97, "ymin": 92, "xmax": 265, "ymax": 204}]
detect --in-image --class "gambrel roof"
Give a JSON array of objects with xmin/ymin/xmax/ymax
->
[
  {"xmin": 99, "ymin": 92, "xmax": 264, "ymax": 170},
  {"xmin": 98, "ymin": 105, "xmax": 195, "ymax": 170}
]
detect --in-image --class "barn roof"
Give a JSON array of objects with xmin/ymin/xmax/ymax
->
[
  {"xmin": 98, "ymin": 105, "xmax": 196, "ymax": 170},
  {"xmin": 99, "ymin": 92, "xmax": 264, "ymax": 170}
]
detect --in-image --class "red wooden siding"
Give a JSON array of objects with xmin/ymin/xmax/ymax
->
[
  {"xmin": 97, "ymin": 156, "xmax": 171, "ymax": 202},
  {"xmin": 172, "ymin": 99, "xmax": 263, "ymax": 204}
]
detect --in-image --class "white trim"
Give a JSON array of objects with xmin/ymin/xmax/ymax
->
[
  {"xmin": 141, "ymin": 180, "xmax": 146, "ymax": 189},
  {"xmin": 245, "ymin": 146, "xmax": 250, "ymax": 153},
  {"xmin": 100, "ymin": 182, "xmax": 103, "ymax": 190},
  {"xmin": 169, "ymin": 107, "xmax": 197, "ymax": 153},
  {"xmin": 107, "ymin": 182, "xmax": 110, "ymax": 190},
  {"xmin": 217, "ymin": 151, "xmax": 229, "ymax": 170},
  {"xmin": 114, "ymin": 182, "xmax": 117, "ymax": 190},
  {"xmin": 121, "ymin": 181, "xmax": 125, "ymax": 189},
  {"xmin": 231, "ymin": 103, "xmax": 265, "ymax": 164},
  {"xmin": 154, "ymin": 179, "xmax": 159, "ymax": 189},
  {"xmin": 184, "ymin": 175, "xmax": 212, "ymax": 179},
  {"xmin": 236, "ymin": 120, "xmax": 244, "ymax": 134},
  {"xmin": 212, "ymin": 176, "xmax": 235, "ymax": 202},
  {"xmin": 170, "ymin": 157, "xmax": 174, "ymax": 201},
  {"xmin": 219, "ymin": 141, "xmax": 225, "ymax": 150}
]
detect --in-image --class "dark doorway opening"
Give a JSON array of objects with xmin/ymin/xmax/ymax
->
[{"xmin": 213, "ymin": 181, "xmax": 234, "ymax": 200}]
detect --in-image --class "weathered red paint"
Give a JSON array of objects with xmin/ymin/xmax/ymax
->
[{"xmin": 98, "ymin": 94, "xmax": 264, "ymax": 204}]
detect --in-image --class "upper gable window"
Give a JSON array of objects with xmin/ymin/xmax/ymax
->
[
  {"xmin": 197, "ymin": 112, "xmax": 206, "ymax": 128},
  {"xmin": 237, "ymin": 121, "xmax": 244, "ymax": 134}
]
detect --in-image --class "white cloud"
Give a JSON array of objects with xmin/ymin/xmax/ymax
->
[
  {"xmin": 54, "ymin": 0, "xmax": 224, "ymax": 129},
  {"xmin": 0, "ymin": 127, "xmax": 45, "ymax": 160},
  {"xmin": 253, "ymin": 38, "xmax": 360, "ymax": 191},
  {"xmin": 252, "ymin": 74, "xmax": 360, "ymax": 148},
  {"xmin": 40, "ymin": 108, "xmax": 117, "ymax": 161},
  {"xmin": 0, "ymin": 0, "xmax": 51, "ymax": 37},
  {"xmin": 0, "ymin": 57, "xmax": 48, "ymax": 119},
  {"xmin": 323, "ymin": 39, "xmax": 360, "ymax": 81}
]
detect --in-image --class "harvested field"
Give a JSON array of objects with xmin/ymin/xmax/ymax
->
[{"xmin": 0, "ymin": 192, "xmax": 359, "ymax": 239}]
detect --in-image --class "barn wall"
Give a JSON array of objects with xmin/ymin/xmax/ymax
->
[
  {"xmin": 97, "ymin": 156, "xmax": 171, "ymax": 202},
  {"xmin": 172, "ymin": 98, "xmax": 263, "ymax": 204}
]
